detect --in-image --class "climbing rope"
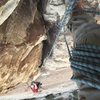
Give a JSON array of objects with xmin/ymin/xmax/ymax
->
[
  {"xmin": 64, "ymin": 34, "xmax": 72, "ymax": 57},
  {"xmin": 72, "ymin": 9, "xmax": 100, "ymax": 15}
]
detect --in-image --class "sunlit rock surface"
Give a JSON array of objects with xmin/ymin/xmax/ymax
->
[
  {"xmin": 0, "ymin": 0, "xmax": 21, "ymax": 25},
  {"xmin": 43, "ymin": 0, "xmax": 66, "ymax": 22},
  {"xmin": 0, "ymin": 0, "xmax": 46, "ymax": 94}
]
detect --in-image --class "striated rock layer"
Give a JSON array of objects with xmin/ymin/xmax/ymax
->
[{"xmin": 0, "ymin": 0, "xmax": 46, "ymax": 94}]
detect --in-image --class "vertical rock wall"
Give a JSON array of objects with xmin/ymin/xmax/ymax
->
[{"xmin": 0, "ymin": 0, "xmax": 46, "ymax": 94}]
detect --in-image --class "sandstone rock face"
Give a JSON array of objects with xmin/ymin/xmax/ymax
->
[
  {"xmin": 0, "ymin": 0, "xmax": 46, "ymax": 94},
  {"xmin": 0, "ymin": 0, "xmax": 21, "ymax": 25}
]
